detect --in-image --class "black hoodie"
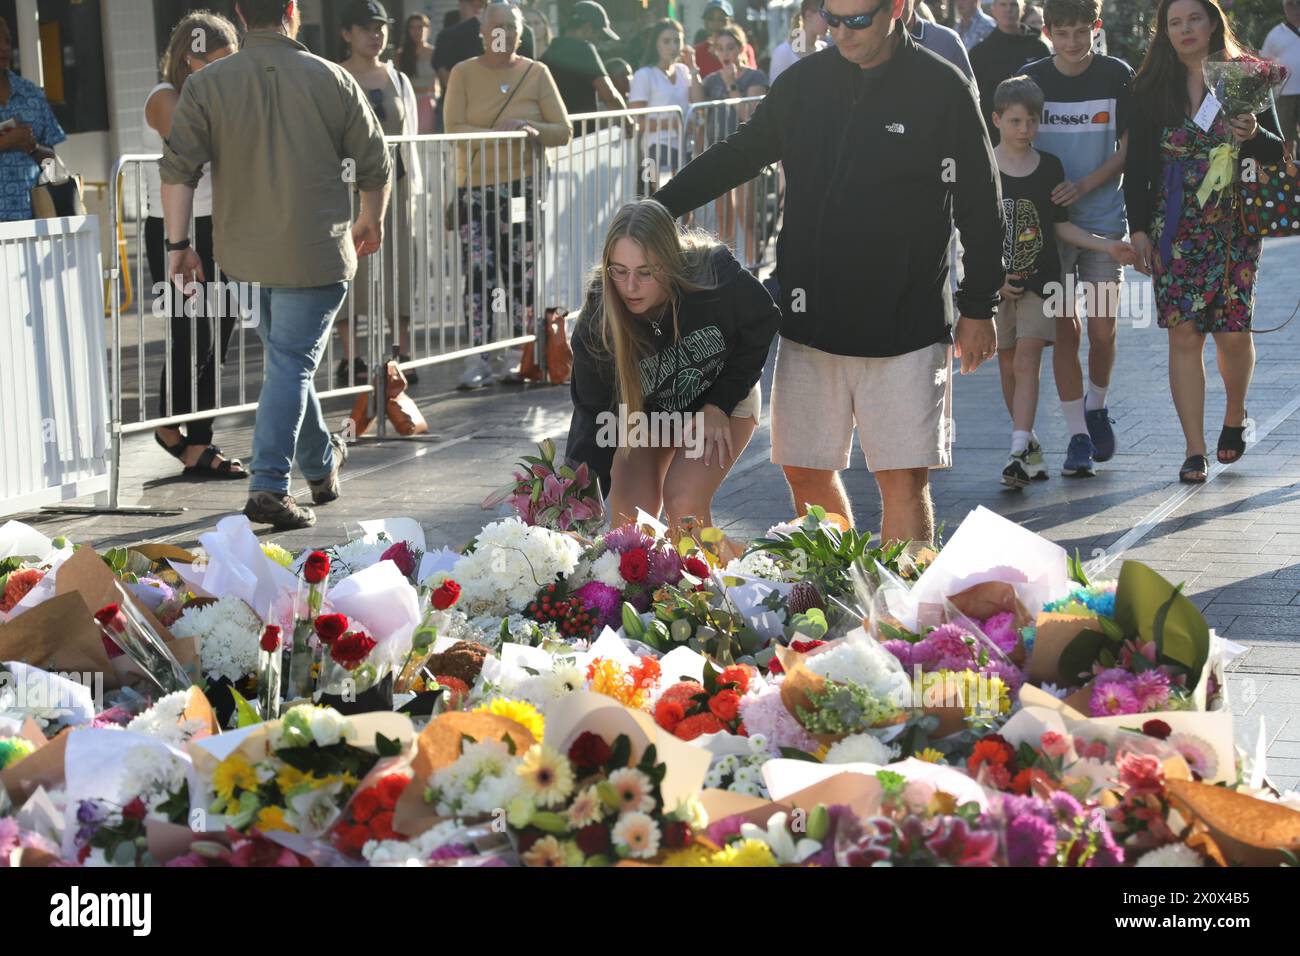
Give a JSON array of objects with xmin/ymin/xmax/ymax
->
[
  {"xmin": 652, "ymin": 28, "xmax": 1005, "ymax": 359},
  {"xmin": 566, "ymin": 245, "xmax": 781, "ymax": 496}
]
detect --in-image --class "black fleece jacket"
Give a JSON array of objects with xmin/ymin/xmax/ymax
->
[
  {"xmin": 652, "ymin": 28, "xmax": 1006, "ymax": 358},
  {"xmin": 565, "ymin": 245, "xmax": 780, "ymax": 496}
]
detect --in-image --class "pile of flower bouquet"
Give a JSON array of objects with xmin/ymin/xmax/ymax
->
[{"xmin": 1, "ymin": 459, "xmax": 1298, "ymax": 869}]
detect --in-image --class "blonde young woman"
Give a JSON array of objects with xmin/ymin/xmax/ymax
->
[
  {"xmin": 566, "ymin": 200, "xmax": 780, "ymax": 528},
  {"xmin": 144, "ymin": 11, "xmax": 245, "ymax": 479}
]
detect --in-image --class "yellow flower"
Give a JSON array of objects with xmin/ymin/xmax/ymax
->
[
  {"xmin": 213, "ymin": 753, "xmax": 259, "ymax": 801},
  {"xmin": 813, "ymin": 744, "xmax": 829, "ymax": 763},
  {"xmin": 915, "ymin": 748, "xmax": 946, "ymax": 764},
  {"xmin": 517, "ymin": 744, "xmax": 575, "ymax": 808},
  {"xmin": 474, "ymin": 698, "xmax": 544, "ymax": 741},
  {"xmin": 261, "ymin": 542, "xmax": 294, "ymax": 567},
  {"xmin": 664, "ymin": 838, "xmax": 777, "ymax": 867},
  {"xmin": 254, "ymin": 806, "xmax": 296, "ymax": 833},
  {"xmin": 586, "ymin": 659, "xmax": 652, "ymax": 710},
  {"xmin": 521, "ymin": 835, "xmax": 567, "ymax": 867},
  {"xmin": 275, "ymin": 764, "xmax": 310, "ymax": 794}
]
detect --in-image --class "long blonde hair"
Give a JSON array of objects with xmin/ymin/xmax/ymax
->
[
  {"xmin": 159, "ymin": 10, "xmax": 238, "ymax": 89},
  {"xmin": 591, "ymin": 200, "xmax": 721, "ymax": 421}
]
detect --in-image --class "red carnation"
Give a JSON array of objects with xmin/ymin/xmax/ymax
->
[
  {"xmin": 719, "ymin": 665, "xmax": 751, "ymax": 694},
  {"xmin": 1009, "ymin": 769, "xmax": 1034, "ymax": 795},
  {"xmin": 351, "ymin": 788, "xmax": 382, "ymax": 824},
  {"xmin": 94, "ymin": 603, "xmax": 127, "ymax": 659},
  {"xmin": 330, "ymin": 631, "xmax": 377, "ymax": 670},
  {"xmin": 369, "ymin": 810, "xmax": 399, "ymax": 841},
  {"xmin": 260, "ymin": 625, "xmax": 281, "ymax": 653},
  {"xmin": 314, "ymin": 613, "xmax": 349, "ymax": 645},
  {"xmin": 767, "ymin": 658, "xmax": 784, "ymax": 675},
  {"xmin": 379, "ymin": 775, "xmax": 410, "ymax": 806},
  {"xmin": 121, "ymin": 797, "xmax": 148, "ymax": 822},
  {"xmin": 619, "ymin": 547, "xmax": 649, "ymax": 583},
  {"xmin": 575, "ymin": 822, "xmax": 611, "ymax": 857},
  {"xmin": 568, "ymin": 731, "xmax": 613, "ymax": 769},
  {"xmin": 684, "ymin": 556, "xmax": 709, "ymax": 578},
  {"xmin": 673, "ymin": 713, "xmax": 725, "ymax": 741},
  {"xmin": 432, "ymin": 579, "xmax": 461, "ymax": 610},
  {"xmin": 434, "ymin": 675, "xmax": 469, "ymax": 707},
  {"xmin": 661, "ymin": 680, "xmax": 705, "ymax": 704},
  {"xmin": 662, "ymin": 819, "xmax": 692, "ymax": 849},
  {"xmin": 333, "ymin": 822, "xmax": 370, "ymax": 856},
  {"xmin": 1141, "ymin": 719, "xmax": 1172, "ymax": 740},
  {"xmin": 791, "ymin": 639, "xmax": 827, "ymax": 654},
  {"xmin": 708, "ymin": 689, "xmax": 742, "ymax": 724},
  {"xmin": 655, "ymin": 698, "xmax": 687, "ymax": 733},
  {"xmin": 303, "ymin": 551, "xmax": 330, "ymax": 584}
]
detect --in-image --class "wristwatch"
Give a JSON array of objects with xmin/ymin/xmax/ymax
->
[{"xmin": 165, "ymin": 237, "xmax": 191, "ymax": 252}]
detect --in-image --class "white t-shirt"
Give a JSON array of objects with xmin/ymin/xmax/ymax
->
[
  {"xmin": 629, "ymin": 63, "xmax": 692, "ymax": 151},
  {"xmin": 769, "ymin": 37, "xmax": 827, "ymax": 84},
  {"xmin": 142, "ymin": 82, "xmax": 213, "ymax": 218},
  {"xmin": 1262, "ymin": 23, "xmax": 1300, "ymax": 97}
]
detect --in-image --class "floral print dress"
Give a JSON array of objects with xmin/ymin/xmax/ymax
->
[{"xmin": 1150, "ymin": 114, "xmax": 1261, "ymax": 333}]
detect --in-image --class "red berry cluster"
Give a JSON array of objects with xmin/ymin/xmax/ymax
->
[{"xmin": 525, "ymin": 583, "xmax": 597, "ymax": 641}]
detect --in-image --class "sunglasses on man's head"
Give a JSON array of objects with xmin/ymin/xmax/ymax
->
[{"xmin": 818, "ymin": 2, "xmax": 885, "ymax": 30}]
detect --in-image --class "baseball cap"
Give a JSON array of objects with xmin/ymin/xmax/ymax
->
[
  {"xmin": 703, "ymin": 0, "xmax": 735, "ymax": 19},
  {"xmin": 341, "ymin": 0, "xmax": 394, "ymax": 28},
  {"xmin": 568, "ymin": 1, "xmax": 619, "ymax": 41}
]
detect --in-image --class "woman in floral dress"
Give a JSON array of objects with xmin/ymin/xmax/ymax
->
[{"xmin": 1125, "ymin": 0, "xmax": 1284, "ymax": 483}]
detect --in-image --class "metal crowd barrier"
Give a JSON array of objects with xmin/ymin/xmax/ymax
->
[{"xmin": 101, "ymin": 100, "xmax": 781, "ymax": 510}]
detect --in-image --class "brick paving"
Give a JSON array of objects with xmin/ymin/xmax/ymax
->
[{"xmin": 16, "ymin": 235, "xmax": 1300, "ymax": 788}]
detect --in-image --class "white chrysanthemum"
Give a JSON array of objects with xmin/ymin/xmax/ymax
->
[
  {"xmin": 126, "ymin": 690, "xmax": 207, "ymax": 746},
  {"xmin": 747, "ymin": 733, "xmax": 769, "ymax": 755},
  {"xmin": 590, "ymin": 551, "xmax": 626, "ymax": 589},
  {"xmin": 452, "ymin": 519, "xmax": 583, "ymax": 613},
  {"xmin": 723, "ymin": 548, "xmax": 783, "ymax": 582},
  {"xmin": 824, "ymin": 733, "xmax": 898, "ymax": 765},
  {"xmin": 362, "ymin": 819, "xmax": 468, "ymax": 865},
  {"xmin": 121, "ymin": 745, "xmax": 188, "ymax": 808},
  {"xmin": 171, "ymin": 596, "xmax": 263, "ymax": 684},
  {"xmin": 1136, "ymin": 843, "xmax": 1205, "ymax": 867},
  {"xmin": 805, "ymin": 638, "xmax": 909, "ymax": 703},
  {"xmin": 327, "ymin": 538, "xmax": 390, "ymax": 577}
]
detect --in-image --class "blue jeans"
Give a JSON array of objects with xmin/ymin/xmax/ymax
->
[{"xmin": 249, "ymin": 283, "xmax": 348, "ymax": 495}]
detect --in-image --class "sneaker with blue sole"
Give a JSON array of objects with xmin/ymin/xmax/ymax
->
[
  {"xmin": 1086, "ymin": 407, "xmax": 1116, "ymax": 462},
  {"xmin": 1062, "ymin": 433, "xmax": 1096, "ymax": 477}
]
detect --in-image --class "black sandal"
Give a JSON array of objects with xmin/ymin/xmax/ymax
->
[
  {"xmin": 1217, "ymin": 418, "xmax": 1247, "ymax": 464},
  {"xmin": 1179, "ymin": 454, "xmax": 1209, "ymax": 484},
  {"xmin": 183, "ymin": 445, "xmax": 250, "ymax": 480},
  {"xmin": 155, "ymin": 430, "xmax": 188, "ymax": 462}
]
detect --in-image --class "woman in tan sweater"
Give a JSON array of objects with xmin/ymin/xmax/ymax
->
[{"xmin": 444, "ymin": 2, "xmax": 571, "ymax": 388}]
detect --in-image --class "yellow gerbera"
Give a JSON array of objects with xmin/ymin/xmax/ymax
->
[
  {"xmin": 213, "ymin": 753, "xmax": 259, "ymax": 801},
  {"xmin": 275, "ymin": 764, "xmax": 311, "ymax": 794},
  {"xmin": 516, "ymin": 744, "xmax": 575, "ymax": 808},
  {"xmin": 254, "ymin": 806, "xmax": 296, "ymax": 833},
  {"xmin": 915, "ymin": 748, "xmax": 946, "ymax": 764},
  {"xmin": 474, "ymin": 698, "xmax": 544, "ymax": 741},
  {"xmin": 663, "ymin": 839, "xmax": 778, "ymax": 867}
]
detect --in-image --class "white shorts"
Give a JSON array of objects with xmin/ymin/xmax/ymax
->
[{"xmin": 770, "ymin": 338, "xmax": 953, "ymax": 473}]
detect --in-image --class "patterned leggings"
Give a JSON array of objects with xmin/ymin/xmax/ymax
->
[{"xmin": 457, "ymin": 179, "xmax": 535, "ymax": 347}]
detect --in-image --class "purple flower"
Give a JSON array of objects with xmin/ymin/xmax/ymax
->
[
  {"xmin": 90, "ymin": 705, "xmax": 133, "ymax": 729},
  {"xmin": 602, "ymin": 524, "xmax": 653, "ymax": 554},
  {"xmin": 428, "ymin": 843, "xmax": 475, "ymax": 861},
  {"xmin": 1132, "ymin": 669, "xmax": 1171, "ymax": 712},
  {"xmin": 1094, "ymin": 667, "xmax": 1131, "ymax": 686},
  {"xmin": 164, "ymin": 853, "xmax": 207, "ymax": 867},
  {"xmin": 1048, "ymin": 790, "xmax": 1084, "ymax": 822},
  {"xmin": 646, "ymin": 546, "xmax": 684, "ymax": 588},
  {"xmin": 76, "ymin": 800, "xmax": 106, "ymax": 825},
  {"xmin": 881, "ymin": 640, "xmax": 914, "ymax": 668},
  {"xmin": 1005, "ymin": 814, "xmax": 1056, "ymax": 867},
  {"xmin": 924, "ymin": 817, "xmax": 1000, "ymax": 867},
  {"xmin": 1086, "ymin": 808, "xmax": 1125, "ymax": 867},
  {"xmin": 705, "ymin": 814, "xmax": 746, "ymax": 847},
  {"xmin": 980, "ymin": 612, "xmax": 1020, "ymax": 655},
  {"xmin": 573, "ymin": 581, "xmax": 623, "ymax": 629},
  {"xmin": 1091, "ymin": 680, "xmax": 1141, "ymax": 716}
]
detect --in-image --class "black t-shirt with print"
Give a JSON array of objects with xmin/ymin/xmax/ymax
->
[{"xmin": 999, "ymin": 149, "xmax": 1068, "ymax": 297}]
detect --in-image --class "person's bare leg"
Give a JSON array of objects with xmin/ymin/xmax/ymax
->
[
  {"xmin": 1168, "ymin": 320, "xmax": 1208, "ymax": 459},
  {"xmin": 997, "ymin": 347, "xmax": 1016, "ymax": 418},
  {"xmin": 607, "ymin": 445, "xmax": 675, "ymax": 528},
  {"xmin": 662, "ymin": 416, "xmax": 758, "ymax": 528},
  {"xmin": 1211, "ymin": 329, "xmax": 1254, "ymax": 429},
  {"xmin": 782, "ymin": 465, "xmax": 853, "ymax": 527},
  {"xmin": 1086, "ymin": 313, "xmax": 1117, "ymax": 392},
  {"xmin": 1012, "ymin": 339, "xmax": 1046, "ymax": 433},
  {"xmin": 1053, "ymin": 311, "xmax": 1084, "ymax": 405},
  {"xmin": 874, "ymin": 467, "xmax": 933, "ymax": 546}
]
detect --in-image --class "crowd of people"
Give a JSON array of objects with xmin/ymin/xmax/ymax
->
[{"xmin": 6, "ymin": 0, "xmax": 1289, "ymax": 535}]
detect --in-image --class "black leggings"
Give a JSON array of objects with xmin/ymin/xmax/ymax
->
[{"xmin": 145, "ymin": 215, "xmax": 237, "ymax": 447}]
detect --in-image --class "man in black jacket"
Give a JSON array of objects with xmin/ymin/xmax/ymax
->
[
  {"xmin": 970, "ymin": 0, "xmax": 1052, "ymax": 144},
  {"xmin": 652, "ymin": 0, "xmax": 1004, "ymax": 547}
]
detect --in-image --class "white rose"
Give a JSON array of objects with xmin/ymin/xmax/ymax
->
[{"xmin": 308, "ymin": 706, "xmax": 349, "ymax": 747}]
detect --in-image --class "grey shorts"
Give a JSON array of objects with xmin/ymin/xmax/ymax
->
[
  {"xmin": 1057, "ymin": 229, "xmax": 1125, "ymax": 319},
  {"xmin": 770, "ymin": 338, "xmax": 953, "ymax": 473}
]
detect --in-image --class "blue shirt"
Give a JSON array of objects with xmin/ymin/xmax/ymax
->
[
  {"xmin": 912, "ymin": 19, "xmax": 975, "ymax": 82},
  {"xmin": 0, "ymin": 70, "xmax": 67, "ymax": 221}
]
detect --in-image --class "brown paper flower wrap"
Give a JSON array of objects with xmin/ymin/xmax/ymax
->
[
  {"xmin": 1166, "ymin": 779, "xmax": 1300, "ymax": 867},
  {"xmin": 773, "ymin": 642, "xmax": 907, "ymax": 748}
]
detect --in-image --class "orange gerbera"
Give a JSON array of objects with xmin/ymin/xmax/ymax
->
[{"xmin": 967, "ymin": 739, "xmax": 1013, "ymax": 773}]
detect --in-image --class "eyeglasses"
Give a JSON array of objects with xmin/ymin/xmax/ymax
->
[
  {"xmin": 818, "ymin": 2, "xmax": 886, "ymax": 30},
  {"xmin": 607, "ymin": 264, "xmax": 660, "ymax": 283}
]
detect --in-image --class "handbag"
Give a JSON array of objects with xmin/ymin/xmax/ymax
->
[
  {"xmin": 31, "ymin": 155, "xmax": 85, "ymax": 219},
  {"xmin": 444, "ymin": 62, "xmax": 535, "ymax": 231},
  {"xmin": 1238, "ymin": 98, "xmax": 1299, "ymax": 237},
  {"xmin": 347, "ymin": 355, "xmax": 429, "ymax": 437},
  {"xmin": 516, "ymin": 307, "xmax": 573, "ymax": 385}
]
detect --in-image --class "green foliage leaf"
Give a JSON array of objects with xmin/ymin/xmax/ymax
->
[
  {"xmin": 375, "ymin": 733, "xmax": 402, "ymax": 758},
  {"xmin": 778, "ymin": 747, "xmax": 822, "ymax": 763},
  {"xmin": 228, "ymin": 687, "xmax": 263, "ymax": 728},
  {"xmin": 609, "ymin": 734, "xmax": 632, "ymax": 770},
  {"xmin": 1059, "ymin": 628, "xmax": 1112, "ymax": 686}
]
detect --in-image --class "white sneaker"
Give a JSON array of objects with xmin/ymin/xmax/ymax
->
[{"xmin": 457, "ymin": 356, "xmax": 493, "ymax": 390}]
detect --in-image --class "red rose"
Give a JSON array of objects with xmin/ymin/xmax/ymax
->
[
  {"xmin": 381, "ymin": 541, "xmax": 417, "ymax": 577},
  {"xmin": 662, "ymin": 820, "xmax": 692, "ymax": 849},
  {"xmin": 719, "ymin": 665, "xmax": 751, "ymax": 694},
  {"xmin": 684, "ymin": 556, "xmax": 710, "ymax": 578},
  {"xmin": 260, "ymin": 625, "xmax": 281, "ymax": 653},
  {"xmin": 767, "ymin": 658, "xmax": 784, "ymax": 675},
  {"xmin": 330, "ymin": 631, "xmax": 377, "ymax": 670},
  {"xmin": 432, "ymin": 579, "xmax": 461, "ymax": 610},
  {"xmin": 94, "ymin": 603, "xmax": 123, "ymax": 629},
  {"xmin": 661, "ymin": 680, "xmax": 705, "ymax": 704},
  {"xmin": 369, "ymin": 810, "xmax": 399, "ymax": 841},
  {"xmin": 351, "ymin": 788, "xmax": 382, "ymax": 824},
  {"xmin": 1141, "ymin": 719, "xmax": 1172, "ymax": 740},
  {"xmin": 708, "ymin": 689, "xmax": 742, "ymax": 724},
  {"xmin": 619, "ymin": 547, "xmax": 649, "ymax": 583},
  {"xmin": 379, "ymin": 775, "xmax": 410, "ymax": 806},
  {"xmin": 654, "ymin": 698, "xmax": 687, "ymax": 733},
  {"xmin": 314, "ymin": 613, "xmax": 349, "ymax": 645},
  {"xmin": 575, "ymin": 822, "xmax": 611, "ymax": 857},
  {"xmin": 77, "ymin": 844, "xmax": 92, "ymax": 863},
  {"xmin": 121, "ymin": 797, "xmax": 148, "ymax": 822},
  {"xmin": 673, "ymin": 713, "xmax": 725, "ymax": 741},
  {"xmin": 333, "ymin": 822, "xmax": 369, "ymax": 856},
  {"xmin": 791, "ymin": 639, "xmax": 827, "ymax": 654},
  {"xmin": 568, "ymin": 731, "xmax": 613, "ymax": 769},
  {"xmin": 303, "ymin": 551, "xmax": 330, "ymax": 584}
]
